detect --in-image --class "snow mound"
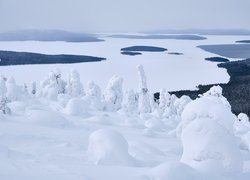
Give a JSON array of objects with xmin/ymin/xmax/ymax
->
[
  {"xmin": 87, "ymin": 129, "xmax": 136, "ymax": 166},
  {"xmin": 241, "ymin": 132, "xmax": 250, "ymax": 151},
  {"xmin": 177, "ymin": 95, "xmax": 236, "ymax": 137},
  {"xmin": 178, "ymin": 86, "xmax": 243, "ymax": 174},
  {"xmin": 65, "ymin": 98, "xmax": 89, "ymax": 116},
  {"xmin": 145, "ymin": 162, "xmax": 201, "ymax": 180},
  {"xmin": 181, "ymin": 118, "xmax": 243, "ymax": 174},
  {"xmin": 25, "ymin": 106, "xmax": 69, "ymax": 127}
]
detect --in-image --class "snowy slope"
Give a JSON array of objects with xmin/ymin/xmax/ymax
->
[
  {"xmin": 1, "ymin": 66, "xmax": 250, "ymax": 180},
  {"xmin": 1, "ymin": 35, "xmax": 250, "ymax": 180}
]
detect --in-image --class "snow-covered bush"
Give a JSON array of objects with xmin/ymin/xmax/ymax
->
[
  {"xmin": 137, "ymin": 65, "xmax": 151, "ymax": 114},
  {"xmin": 87, "ymin": 129, "xmax": 136, "ymax": 166},
  {"xmin": 66, "ymin": 69, "xmax": 84, "ymax": 97},
  {"xmin": 238, "ymin": 113, "xmax": 250, "ymax": 124},
  {"xmin": 178, "ymin": 86, "xmax": 243, "ymax": 174},
  {"xmin": 234, "ymin": 113, "xmax": 250, "ymax": 135},
  {"xmin": 123, "ymin": 89, "xmax": 138, "ymax": 113},
  {"xmin": 103, "ymin": 75, "xmax": 123, "ymax": 111}
]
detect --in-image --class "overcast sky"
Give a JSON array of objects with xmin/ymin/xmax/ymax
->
[{"xmin": 0, "ymin": 0, "xmax": 249, "ymax": 33}]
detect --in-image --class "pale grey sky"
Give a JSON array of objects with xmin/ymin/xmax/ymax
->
[{"xmin": 0, "ymin": 0, "xmax": 249, "ymax": 32}]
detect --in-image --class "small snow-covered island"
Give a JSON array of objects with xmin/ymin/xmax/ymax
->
[{"xmin": 1, "ymin": 0, "xmax": 250, "ymax": 180}]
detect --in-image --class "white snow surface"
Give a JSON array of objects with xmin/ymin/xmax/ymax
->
[
  {"xmin": 1, "ymin": 35, "xmax": 250, "ymax": 179},
  {"xmin": 2, "ymin": 35, "xmax": 250, "ymax": 92},
  {"xmin": 0, "ymin": 73, "xmax": 250, "ymax": 179}
]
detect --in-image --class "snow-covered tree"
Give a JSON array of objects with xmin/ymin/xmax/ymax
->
[
  {"xmin": 0, "ymin": 96, "xmax": 11, "ymax": 114},
  {"xmin": 85, "ymin": 81, "xmax": 103, "ymax": 110},
  {"xmin": 174, "ymin": 95, "xmax": 191, "ymax": 116},
  {"xmin": 123, "ymin": 89, "xmax": 138, "ymax": 112},
  {"xmin": 66, "ymin": 69, "xmax": 84, "ymax": 97},
  {"xmin": 86, "ymin": 81, "xmax": 101, "ymax": 98},
  {"xmin": 137, "ymin": 65, "xmax": 151, "ymax": 114},
  {"xmin": 39, "ymin": 69, "xmax": 66, "ymax": 100},
  {"xmin": 6, "ymin": 77, "xmax": 20, "ymax": 101},
  {"xmin": 202, "ymin": 85, "xmax": 231, "ymax": 109},
  {"xmin": 103, "ymin": 75, "xmax": 123, "ymax": 111},
  {"xmin": 0, "ymin": 76, "xmax": 7, "ymax": 96},
  {"xmin": 158, "ymin": 89, "xmax": 171, "ymax": 115},
  {"xmin": 22, "ymin": 83, "xmax": 28, "ymax": 93},
  {"xmin": 31, "ymin": 81, "xmax": 36, "ymax": 95}
]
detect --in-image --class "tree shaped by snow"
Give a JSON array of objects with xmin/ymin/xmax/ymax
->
[
  {"xmin": 158, "ymin": 89, "xmax": 171, "ymax": 116},
  {"xmin": 6, "ymin": 77, "xmax": 20, "ymax": 101},
  {"xmin": 202, "ymin": 85, "xmax": 231, "ymax": 109},
  {"xmin": 53, "ymin": 68, "xmax": 67, "ymax": 94},
  {"xmin": 31, "ymin": 81, "xmax": 36, "ymax": 95},
  {"xmin": 0, "ymin": 96, "xmax": 11, "ymax": 114},
  {"xmin": 86, "ymin": 81, "xmax": 101, "ymax": 98},
  {"xmin": 0, "ymin": 76, "xmax": 7, "ymax": 97},
  {"xmin": 39, "ymin": 69, "xmax": 66, "ymax": 100},
  {"xmin": 66, "ymin": 70, "xmax": 84, "ymax": 97},
  {"xmin": 85, "ymin": 81, "xmax": 103, "ymax": 110},
  {"xmin": 174, "ymin": 95, "xmax": 191, "ymax": 116},
  {"xmin": 123, "ymin": 89, "xmax": 138, "ymax": 112},
  {"xmin": 137, "ymin": 65, "xmax": 151, "ymax": 114},
  {"xmin": 103, "ymin": 75, "xmax": 123, "ymax": 111}
]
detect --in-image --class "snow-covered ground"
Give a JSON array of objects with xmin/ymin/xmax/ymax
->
[
  {"xmin": 1, "ymin": 35, "xmax": 250, "ymax": 180},
  {"xmin": 1, "ymin": 35, "xmax": 249, "ymax": 92}
]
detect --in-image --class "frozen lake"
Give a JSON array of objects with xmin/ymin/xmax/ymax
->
[{"xmin": 0, "ymin": 35, "xmax": 249, "ymax": 92}]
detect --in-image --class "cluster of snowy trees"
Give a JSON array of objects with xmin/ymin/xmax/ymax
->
[
  {"xmin": 1, "ymin": 65, "xmax": 250, "ymax": 132},
  {"xmin": 0, "ymin": 65, "xmax": 160, "ymax": 115},
  {"xmin": 1, "ymin": 65, "xmax": 249, "ymax": 128}
]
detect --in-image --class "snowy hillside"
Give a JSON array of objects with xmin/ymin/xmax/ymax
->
[{"xmin": 1, "ymin": 65, "xmax": 250, "ymax": 180}]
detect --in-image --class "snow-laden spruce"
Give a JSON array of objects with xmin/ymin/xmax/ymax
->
[
  {"xmin": 103, "ymin": 75, "xmax": 123, "ymax": 111},
  {"xmin": 123, "ymin": 89, "xmax": 138, "ymax": 113},
  {"xmin": 66, "ymin": 69, "xmax": 84, "ymax": 97},
  {"xmin": 137, "ymin": 65, "xmax": 151, "ymax": 114},
  {"xmin": 39, "ymin": 69, "xmax": 67, "ymax": 100},
  {"xmin": 85, "ymin": 81, "xmax": 103, "ymax": 110},
  {"xmin": 0, "ymin": 76, "xmax": 7, "ymax": 96}
]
